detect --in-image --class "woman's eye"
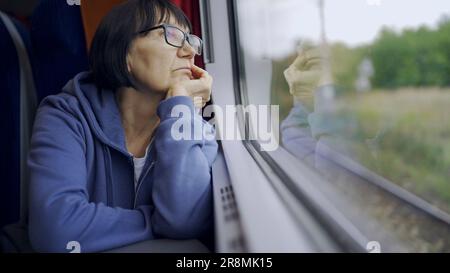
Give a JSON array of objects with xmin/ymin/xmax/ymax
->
[{"xmin": 167, "ymin": 31, "xmax": 176, "ymax": 39}]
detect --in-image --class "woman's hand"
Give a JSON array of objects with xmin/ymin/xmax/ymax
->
[
  {"xmin": 284, "ymin": 47, "xmax": 322, "ymax": 102},
  {"xmin": 166, "ymin": 65, "xmax": 213, "ymax": 109},
  {"xmin": 284, "ymin": 46, "xmax": 331, "ymax": 111}
]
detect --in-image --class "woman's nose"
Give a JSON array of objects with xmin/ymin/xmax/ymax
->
[{"xmin": 179, "ymin": 41, "xmax": 196, "ymax": 58}]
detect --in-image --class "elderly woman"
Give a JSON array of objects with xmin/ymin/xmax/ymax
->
[{"xmin": 27, "ymin": 0, "xmax": 217, "ymax": 252}]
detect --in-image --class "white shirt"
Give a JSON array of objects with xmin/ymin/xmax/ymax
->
[{"xmin": 132, "ymin": 144, "xmax": 151, "ymax": 190}]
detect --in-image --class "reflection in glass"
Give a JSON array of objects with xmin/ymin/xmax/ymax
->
[{"xmin": 235, "ymin": 0, "xmax": 450, "ymax": 251}]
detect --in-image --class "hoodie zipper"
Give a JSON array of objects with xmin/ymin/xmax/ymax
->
[
  {"xmin": 104, "ymin": 145, "xmax": 114, "ymax": 206},
  {"xmin": 133, "ymin": 137, "xmax": 156, "ymax": 209},
  {"xmin": 133, "ymin": 161, "xmax": 155, "ymax": 209}
]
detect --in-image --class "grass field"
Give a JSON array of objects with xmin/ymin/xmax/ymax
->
[{"xmin": 330, "ymin": 88, "xmax": 450, "ymax": 213}]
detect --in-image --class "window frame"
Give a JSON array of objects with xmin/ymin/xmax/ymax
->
[
  {"xmin": 220, "ymin": 0, "xmax": 450, "ymax": 252},
  {"xmin": 204, "ymin": 0, "xmax": 368, "ymax": 252}
]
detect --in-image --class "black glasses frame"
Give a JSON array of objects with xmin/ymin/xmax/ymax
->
[{"xmin": 138, "ymin": 23, "xmax": 203, "ymax": 55}]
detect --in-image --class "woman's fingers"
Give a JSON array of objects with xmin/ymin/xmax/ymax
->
[
  {"xmin": 192, "ymin": 87, "xmax": 211, "ymax": 99},
  {"xmin": 191, "ymin": 64, "xmax": 206, "ymax": 79},
  {"xmin": 193, "ymin": 96, "xmax": 208, "ymax": 109},
  {"xmin": 192, "ymin": 65, "xmax": 213, "ymax": 85},
  {"xmin": 170, "ymin": 65, "xmax": 211, "ymax": 108},
  {"xmin": 284, "ymin": 64, "xmax": 322, "ymax": 97},
  {"xmin": 193, "ymin": 96, "xmax": 203, "ymax": 107},
  {"xmin": 183, "ymin": 78, "xmax": 211, "ymax": 98},
  {"xmin": 184, "ymin": 68, "xmax": 212, "ymax": 96},
  {"xmin": 192, "ymin": 92, "xmax": 210, "ymax": 108}
]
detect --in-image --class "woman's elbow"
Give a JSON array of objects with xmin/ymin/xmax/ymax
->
[
  {"xmin": 28, "ymin": 218, "xmax": 72, "ymax": 253},
  {"xmin": 153, "ymin": 212, "xmax": 213, "ymax": 240},
  {"xmin": 28, "ymin": 203, "xmax": 83, "ymax": 253},
  {"xmin": 153, "ymin": 190, "xmax": 213, "ymax": 239}
]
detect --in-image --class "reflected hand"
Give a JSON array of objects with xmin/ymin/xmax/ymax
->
[{"xmin": 284, "ymin": 46, "xmax": 328, "ymax": 111}]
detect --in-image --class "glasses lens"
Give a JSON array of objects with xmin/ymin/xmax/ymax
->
[
  {"xmin": 165, "ymin": 26, "xmax": 185, "ymax": 47},
  {"xmin": 187, "ymin": 35, "xmax": 203, "ymax": 55}
]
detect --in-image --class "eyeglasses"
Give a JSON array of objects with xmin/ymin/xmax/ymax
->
[{"xmin": 138, "ymin": 23, "xmax": 203, "ymax": 56}]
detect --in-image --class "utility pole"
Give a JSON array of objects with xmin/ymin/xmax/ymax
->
[{"xmin": 315, "ymin": 0, "xmax": 335, "ymax": 112}]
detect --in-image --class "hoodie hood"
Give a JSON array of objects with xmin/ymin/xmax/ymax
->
[{"xmin": 61, "ymin": 71, "xmax": 133, "ymax": 156}]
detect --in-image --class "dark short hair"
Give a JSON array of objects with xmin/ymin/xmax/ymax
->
[{"xmin": 89, "ymin": 0, "xmax": 192, "ymax": 90}]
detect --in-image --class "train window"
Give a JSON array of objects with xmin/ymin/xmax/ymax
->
[{"xmin": 231, "ymin": 0, "xmax": 450, "ymax": 252}]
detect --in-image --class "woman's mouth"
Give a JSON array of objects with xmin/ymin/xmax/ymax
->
[
  {"xmin": 174, "ymin": 67, "xmax": 191, "ymax": 72},
  {"xmin": 174, "ymin": 67, "xmax": 192, "ymax": 77}
]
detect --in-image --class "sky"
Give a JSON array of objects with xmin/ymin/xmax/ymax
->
[
  {"xmin": 322, "ymin": 0, "xmax": 450, "ymax": 45},
  {"xmin": 238, "ymin": 0, "xmax": 450, "ymax": 58}
]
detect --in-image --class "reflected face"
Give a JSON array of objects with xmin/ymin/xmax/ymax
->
[{"xmin": 126, "ymin": 17, "xmax": 196, "ymax": 94}]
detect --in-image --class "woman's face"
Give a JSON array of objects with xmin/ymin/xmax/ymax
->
[{"xmin": 126, "ymin": 18, "xmax": 196, "ymax": 94}]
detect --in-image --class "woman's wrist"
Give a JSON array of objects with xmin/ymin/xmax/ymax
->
[{"xmin": 166, "ymin": 86, "xmax": 189, "ymax": 99}]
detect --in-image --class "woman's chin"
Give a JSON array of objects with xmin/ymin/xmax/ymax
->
[{"xmin": 173, "ymin": 74, "xmax": 191, "ymax": 82}]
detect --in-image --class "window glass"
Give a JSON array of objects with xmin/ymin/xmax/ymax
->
[{"xmin": 234, "ymin": 0, "xmax": 450, "ymax": 251}]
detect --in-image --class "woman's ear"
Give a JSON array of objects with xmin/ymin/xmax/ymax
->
[{"xmin": 126, "ymin": 54, "xmax": 132, "ymax": 74}]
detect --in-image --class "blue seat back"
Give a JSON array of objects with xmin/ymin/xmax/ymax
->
[
  {"xmin": 0, "ymin": 12, "xmax": 36, "ymax": 229},
  {"xmin": 31, "ymin": 0, "xmax": 88, "ymax": 102}
]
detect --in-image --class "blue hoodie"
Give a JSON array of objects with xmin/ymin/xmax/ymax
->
[{"xmin": 27, "ymin": 72, "xmax": 218, "ymax": 252}]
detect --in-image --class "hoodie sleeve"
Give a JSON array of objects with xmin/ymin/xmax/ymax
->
[
  {"xmin": 151, "ymin": 96, "xmax": 218, "ymax": 239},
  {"xmin": 281, "ymin": 99, "xmax": 317, "ymax": 163},
  {"xmin": 28, "ymin": 98, "xmax": 154, "ymax": 253}
]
